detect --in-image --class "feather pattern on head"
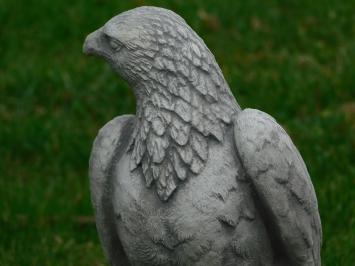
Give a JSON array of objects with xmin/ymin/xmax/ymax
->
[{"xmin": 119, "ymin": 7, "xmax": 240, "ymax": 200}]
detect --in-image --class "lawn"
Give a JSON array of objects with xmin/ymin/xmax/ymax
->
[{"xmin": 1, "ymin": 0, "xmax": 354, "ymax": 265}]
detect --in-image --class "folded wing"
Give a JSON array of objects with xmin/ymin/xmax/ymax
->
[
  {"xmin": 234, "ymin": 109, "xmax": 322, "ymax": 266},
  {"xmin": 89, "ymin": 115, "xmax": 135, "ymax": 266}
]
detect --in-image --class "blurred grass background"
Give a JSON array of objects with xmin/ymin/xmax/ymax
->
[{"xmin": 1, "ymin": 0, "xmax": 354, "ymax": 265}]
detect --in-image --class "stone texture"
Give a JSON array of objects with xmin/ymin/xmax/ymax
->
[{"xmin": 84, "ymin": 6, "xmax": 322, "ymax": 266}]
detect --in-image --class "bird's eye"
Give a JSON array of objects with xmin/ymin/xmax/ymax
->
[{"xmin": 109, "ymin": 39, "xmax": 122, "ymax": 52}]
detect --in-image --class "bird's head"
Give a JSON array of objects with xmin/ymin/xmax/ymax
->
[
  {"xmin": 83, "ymin": 6, "xmax": 192, "ymax": 86},
  {"xmin": 83, "ymin": 6, "xmax": 240, "ymax": 200}
]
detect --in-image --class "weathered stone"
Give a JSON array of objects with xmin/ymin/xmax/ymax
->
[{"xmin": 84, "ymin": 6, "xmax": 322, "ymax": 266}]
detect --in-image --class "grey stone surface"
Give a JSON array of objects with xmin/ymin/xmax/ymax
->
[{"xmin": 83, "ymin": 6, "xmax": 322, "ymax": 266}]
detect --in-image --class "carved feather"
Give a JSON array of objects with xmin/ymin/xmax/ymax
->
[
  {"xmin": 124, "ymin": 7, "xmax": 239, "ymax": 200},
  {"xmin": 234, "ymin": 108, "xmax": 322, "ymax": 265}
]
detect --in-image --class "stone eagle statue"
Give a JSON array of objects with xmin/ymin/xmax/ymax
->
[{"xmin": 83, "ymin": 6, "xmax": 322, "ymax": 266}]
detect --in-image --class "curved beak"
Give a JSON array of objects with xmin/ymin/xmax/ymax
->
[{"xmin": 83, "ymin": 28, "xmax": 103, "ymax": 55}]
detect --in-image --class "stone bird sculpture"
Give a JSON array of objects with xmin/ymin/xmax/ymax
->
[{"xmin": 83, "ymin": 6, "xmax": 322, "ymax": 266}]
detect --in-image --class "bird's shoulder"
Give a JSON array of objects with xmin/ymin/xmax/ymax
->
[
  {"xmin": 89, "ymin": 114, "xmax": 135, "ymax": 209},
  {"xmin": 233, "ymin": 108, "xmax": 319, "ymax": 214}
]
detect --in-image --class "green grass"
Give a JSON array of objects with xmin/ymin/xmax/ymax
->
[{"xmin": 1, "ymin": 0, "xmax": 354, "ymax": 265}]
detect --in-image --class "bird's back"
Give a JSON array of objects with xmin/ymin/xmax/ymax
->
[{"xmin": 111, "ymin": 125, "xmax": 273, "ymax": 266}]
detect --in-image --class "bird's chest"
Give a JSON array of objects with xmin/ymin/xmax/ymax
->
[{"xmin": 111, "ymin": 138, "xmax": 254, "ymax": 265}]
